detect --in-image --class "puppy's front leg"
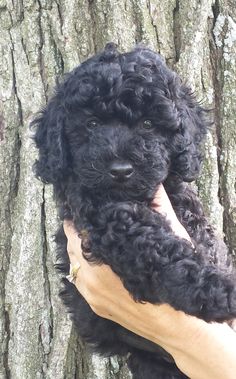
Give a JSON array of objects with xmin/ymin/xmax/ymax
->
[{"xmin": 86, "ymin": 202, "xmax": 236, "ymax": 323}]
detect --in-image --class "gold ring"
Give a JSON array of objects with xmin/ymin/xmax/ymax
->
[{"xmin": 66, "ymin": 262, "xmax": 81, "ymax": 284}]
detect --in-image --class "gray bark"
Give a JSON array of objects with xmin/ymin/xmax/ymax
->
[{"xmin": 0, "ymin": 0, "xmax": 235, "ymax": 378}]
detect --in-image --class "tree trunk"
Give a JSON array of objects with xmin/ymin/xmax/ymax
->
[{"xmin": 0, "ymin": 1, "xmax": 235, "ymax": 378}]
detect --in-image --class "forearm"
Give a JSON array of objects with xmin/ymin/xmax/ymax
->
[
  {"xmin": 140, "ymin": 304, "xmax": 236, "ymax": 379},
  {"xmin": 174, "ymin": 323, "xmax": 236, "ymax": 379},
  {"xmin": 85, "ymin": 272, "xmax": 236, "ymax": 379}
]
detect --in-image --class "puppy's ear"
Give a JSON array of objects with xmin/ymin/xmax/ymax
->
[
  {"xmin": 32, "ymin": 96, "xmax": 68, "ymax": 184},
  {"xmin": 169, "ymin": 78, "xmax": 209, "ymax": 182}
]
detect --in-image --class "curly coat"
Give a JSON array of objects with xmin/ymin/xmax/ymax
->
[{"xmin": 33, "ymin": 44, "xmax": 236, "ymax": 379}]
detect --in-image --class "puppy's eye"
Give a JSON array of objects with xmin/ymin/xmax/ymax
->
[
  {"xmin": 87, "ymin": 120, "xmax": 99, "ymax": 129},
  {"xmin": 143, "ymin": 120, "xmax": 153, "ymax": 129}
]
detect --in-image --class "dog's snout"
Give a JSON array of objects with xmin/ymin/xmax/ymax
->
[{"xmin": 109, "ymin": 161, "xmax": 134, "ymax": 181}]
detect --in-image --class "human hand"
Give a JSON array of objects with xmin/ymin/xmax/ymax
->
[
  {"xmin": 63, "ymin": 222, "xmax": 236, "ymax": 379},
  {"xmin": 63, "ymin": 184, "xmax": 236, "ymax": 379},
  {"xmin": 64, "ymin": 183, "xmax": 191, "ymax": 325},
  {"xmin": 64, "ymin": 183, "xmax": 193, "ymax": 319}
]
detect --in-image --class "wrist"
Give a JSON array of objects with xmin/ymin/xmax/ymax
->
[
  {"xmin": 149, "ymin": 307, "xmax": 236, "ymax": 379},
  {"xmin": 147, "ymin": 305, "xmax": 195, "ymax": 352}
]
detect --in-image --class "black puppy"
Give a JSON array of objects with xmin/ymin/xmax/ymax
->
[{"xmin": 33, "ymin": 43, "xmax": 236, "ymax": 379}]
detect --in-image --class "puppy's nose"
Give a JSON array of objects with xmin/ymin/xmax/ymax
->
[{"xmin": 109, "ymin": 161, "xmax": 134, "ymax": 181}]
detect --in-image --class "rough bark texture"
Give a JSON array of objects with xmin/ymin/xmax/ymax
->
[{"xmin": 0, "ymin": 1, "xmax": 235, "ymax": 378}]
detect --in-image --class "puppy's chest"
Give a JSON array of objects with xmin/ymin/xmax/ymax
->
[{"xmin": 71, "ymin": 187, "xmax": 223, "ymax": 268}]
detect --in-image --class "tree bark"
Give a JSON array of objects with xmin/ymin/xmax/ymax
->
[{"xmin": 0, "ymin": 1, "xmax": 235, "ymax": 378}]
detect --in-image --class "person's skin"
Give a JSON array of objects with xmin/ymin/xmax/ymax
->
[{"xmin": 64, "ymin": 184, "xmax": 236, "ymax": 379}]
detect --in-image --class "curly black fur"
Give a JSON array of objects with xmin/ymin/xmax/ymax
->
[{"xmin": 32, "ymin": 43, "xmax": 236, "ymax": 379}]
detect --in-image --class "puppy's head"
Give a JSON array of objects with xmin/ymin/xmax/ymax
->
[{"xmin": 33, "ymin": 43, "xmax": 209, "ymax": 202}]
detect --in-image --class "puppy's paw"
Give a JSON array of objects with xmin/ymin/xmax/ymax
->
[{"xmin": 197, "ymin": 270, "xmax": 236, "ymax": 322}]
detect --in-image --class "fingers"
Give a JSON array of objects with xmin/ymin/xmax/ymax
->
[
  {"xmin": 152, "ymin": 185, "xmax": 192, "ymax": 244},
  {"xmin": 63, "ymin": 220, "xmax": 83, "ymax": 265},
  {"xmin": 63, "ymin": 220, "xmax": 93, "ymax": 301},
  {"xmin": 152, "ymin": 184, "xmax": 176, "ymax": 216},
  {"xmin": 152, "ymin": 183, "xmax": 166, "ymax": 208},
  {"xmin": 63, "ymin": 219, "xmax": 79, "ymax": 241}
]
